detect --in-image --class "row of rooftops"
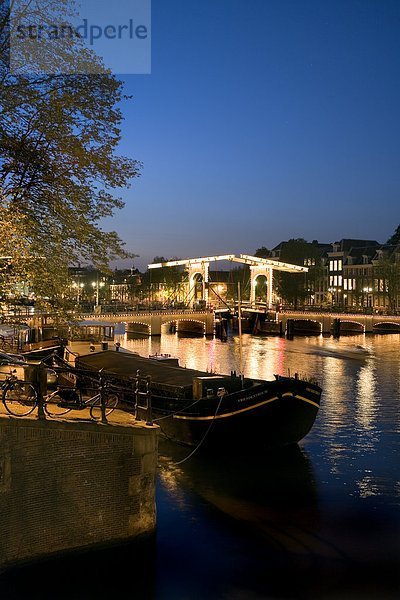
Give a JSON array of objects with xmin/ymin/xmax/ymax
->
[{"xmin": 270, "ymin": 238, "xmax": 400, "ymax": 268}]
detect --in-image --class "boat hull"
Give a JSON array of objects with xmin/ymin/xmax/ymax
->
[{"xmin": 139, "ymin": 378, "xmax": 321, "ymax": 449}]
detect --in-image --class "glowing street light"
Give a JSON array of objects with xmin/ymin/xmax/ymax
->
[
  {"xmin": 92, "ymin": 280, "xmax": 105, "ymax": 307},
  {"xmin": 72, "ymin": 281, "xmax": 84, "ymax": 303}
]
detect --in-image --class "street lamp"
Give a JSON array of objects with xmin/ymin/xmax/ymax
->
[
  {"xmin": 92, "ymin": 280, "xmax": 105, "ymax": 307},
  {"xmin": 72, "ymin": 281, "xmax": 84, "ymax": 303}
]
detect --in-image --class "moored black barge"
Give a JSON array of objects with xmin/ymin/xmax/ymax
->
[{"xmin": 75, "ymin": 351, "xmax": 322, "ymax": 449}]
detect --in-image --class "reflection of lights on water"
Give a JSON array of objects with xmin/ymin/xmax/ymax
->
[
  {"xmin": 395, "ymin": 481, "xmax": 400, "ymax": 497},
  {"xmin": 356, "ymin": 475, "xmax": 381, "ymax": 498},
  {"xmin": 355, "ymin": 363, "xmax": 377, "ymax": 429},
  {"xmin": 275, "ymin": 337, "xmax": 286, "ymax": 375},
  {"xmin": 206, "ymin": 337, "xmax": 217, "ymax": 373},
  {"xmin": 321, "ymin": 358, "xmax": 347, "ymax": 432},
  {"xmin": 327, "ymin": 444, "xmax": 347, "ymax": 475},
  {"xmin": 158, "ymin": 464, "xmax": 188, "ymax": 508}
]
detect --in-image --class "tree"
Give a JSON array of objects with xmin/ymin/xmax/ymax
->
[
  {"xmin": 274, "ymin": 239, "xmax": 309, "ymax": 307},
  {"xmin": 387, "ymin": 225, "xmax": 400, "ymax": 246},
  {"xmin": 0, "ymin": 1, "xmax": 141, "ymax": 314},
  {"xmin": 148, "ymin": 257, "xmax": 184, "ymax": 286},
  {"xmin": 254, "ymin": 246, "xmax": 271, "ymax": 259},
  {"xmin": 139, "ymin": 257, "xmax": 186, "ymax": 305},
  {"xmin": 374, "ymin": 252, "xmax": 400, "ymax": 313}
]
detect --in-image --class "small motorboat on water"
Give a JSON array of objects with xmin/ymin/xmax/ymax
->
[
  {"xmin": 307, "ymin": 343, "xmax": 371, "ymax": 361},
  {"xmin": 339, "ymin": 345, "xmax": 371, "ymax": 358}
]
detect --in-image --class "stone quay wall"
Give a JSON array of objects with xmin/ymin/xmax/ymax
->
[{"xmin": 0, "ymin": 416, "xmax": 158, "ymax": 572}]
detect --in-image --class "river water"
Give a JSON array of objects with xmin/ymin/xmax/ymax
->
[{"xmin": 1, "ymin": 330, "xmax": 399, "ymax": 599}]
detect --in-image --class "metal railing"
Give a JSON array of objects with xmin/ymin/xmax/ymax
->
[
  {"xmin": 1, "ymin": 354, "xmax": 154, "ymax": 426},
  {"xmin": 133, "ymin": 370, "xmax": 153, "ymax": 426}
]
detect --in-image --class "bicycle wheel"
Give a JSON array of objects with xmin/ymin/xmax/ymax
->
[
  {"xmin": 2, "ymin": 381, "xmax": 38, "ymax": 416},
  {"xmin": 90, "ymin": 393, "xmax": 119, "ymax": 420},
  {"xmin": 44, "ymin": 392, "xmax": 73, "ymax": 417}
]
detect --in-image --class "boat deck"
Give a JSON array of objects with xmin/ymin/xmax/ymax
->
[{"xmin": 76, "ymin": 350, "xmax": 216, "ymax": 387}]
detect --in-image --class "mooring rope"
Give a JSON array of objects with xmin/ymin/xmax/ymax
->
[{"xmin": 172, "ymin": 395, "xmax": 224, "ymax": 465}]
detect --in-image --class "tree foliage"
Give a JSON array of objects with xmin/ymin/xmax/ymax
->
[
  {"xmin": 254, "ymin": 246, "xmax": 271, "ymax": 258},
  {"xmin": 0, "ymin": 0, "xmax": 140, "ymax": 312},
  {"xmin": 374, "ymin": 251, "xmax": 400, "ymax": 312},
  {"xmin": 147, "ymin": 257, "xmax": 185, "ymax": 287},
  {"xmin": 386, "ymin": 224, "xmax": 400, "ymax": 246},
  {"xmin": 274, "ymin": 239, "xmax": 309, "ymax": 306}
]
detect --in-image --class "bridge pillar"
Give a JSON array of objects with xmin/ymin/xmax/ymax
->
[
  {"xmin": 364, "ymin": 317, "xmax": 373, "ymax": 333},
  {"xmin": 150, "ymin": 315, "xmax": 162, "ymax": 336},
  {"xmin": 277, "ymin": 313, "xmax": 287, "ymax": 333},
  {"xmin": 321, "ymin": 315, "xmax": 332, "ymax": 334},
  {"xmin": 187, "ymin": 262, "xmax": 209, "ymax": 307},
  {"xmin": 250, "ymin": 266, "xmax": 273, "ymax": 308},
  {"xmin": 205, "ymin": 312, "xmax": 215, "ymax": 336}
]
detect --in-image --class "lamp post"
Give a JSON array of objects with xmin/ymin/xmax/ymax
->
[
  {"xmin": 92, "ymin": 280, "xmax": 105, "ymax": 308},
  {"xmin": 72, "ymin": 281, "xmax": 84, "ymax": 304},
  {"xmin": 328, "ymin": 286, "xmax": 335, "ymax": 308}
]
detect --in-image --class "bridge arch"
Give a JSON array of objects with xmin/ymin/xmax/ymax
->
[
  {"xmin": 373, "ymin": 321, "xmax": 400, "ymax": 333},
  {"xmin": 252, "ymin": 273, "xmax": 269, "ymax": 304},
  {"xmin": 189, "ymin": 272, "xmax": 206, "ymax": 304},
  {"xmin": 174, "ymin": 317, "xmax": 206, "ymax": 335},
  {"xmin": 126, "ymin": 320, "xmax": 151, "ymax": 335},
  {"xmin": 288, "ymin": 318, "xmax": 322, "ymax": 335},
  {"xmin": 338, "ymin": 320, "xmax": 365, "ymax": 334}
]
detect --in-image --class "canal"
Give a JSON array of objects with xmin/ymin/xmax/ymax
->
[{"xmin": 1, "ymin": 331, "xmax": 399, "ymax": 599}]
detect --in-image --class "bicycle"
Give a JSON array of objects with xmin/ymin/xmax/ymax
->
[
  {"xmin": 43, "ymin": 373, "xmax": 119, "ymax": 420},
  {"xmin": 1, "ymin": 369, "xmax": 38, "ymax": 416},
  {"xmin": 1, "ymin": 367, "xmax": 119, "ymax": 420}
]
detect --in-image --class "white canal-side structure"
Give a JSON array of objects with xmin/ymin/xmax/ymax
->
[{"xmin": 148, "ymin": 254, "xmax": 308, "ymax": 308}]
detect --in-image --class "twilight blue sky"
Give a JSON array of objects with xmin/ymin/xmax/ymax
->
[{"xmin": 103, "ymin": 0, "xmax": 400, "ymax": 271}]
